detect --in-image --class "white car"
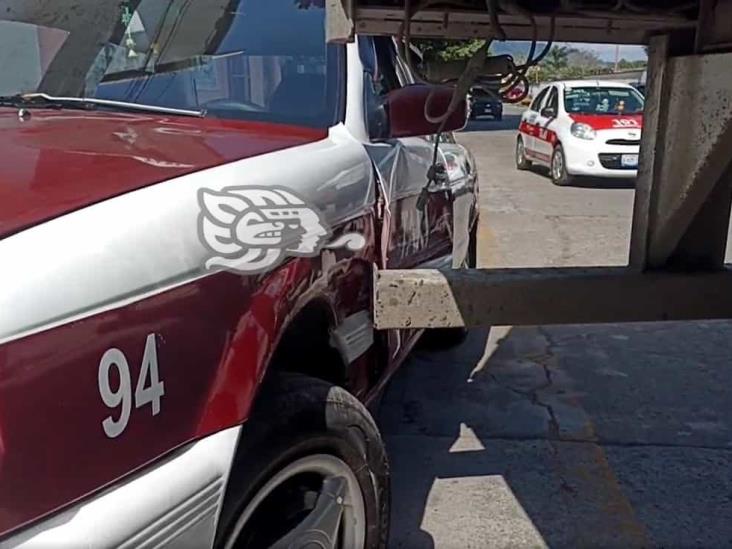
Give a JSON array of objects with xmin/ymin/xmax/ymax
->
[
  {"xmin": 516, "ymin": 80, "xmax": 645, "ymax": 185},
  {"xmin": 0, "ymin": 2, "xmax": 478, "ymax": 546}
]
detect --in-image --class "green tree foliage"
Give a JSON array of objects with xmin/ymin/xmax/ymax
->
[
  {"xmin": 415, "ymin": 39, "xmax": 488, "ymax": 61},
  {"xmin": 567, "ymin": 48, "xmax": 602, "ymax": 72},
  {"xmin": 543, "ymin": 45, "xmax": 570, "ymax": 73},
  {"xmin": 415, "ymin": 41, "xmax": 646, "ymax": 84},
  {"xmin": 531, "ymin": 45, "xmax": 643, "ymax": 82},
  {"xmin": 617, "ymin": 58, "xmax": 648, "ymax": 70}
]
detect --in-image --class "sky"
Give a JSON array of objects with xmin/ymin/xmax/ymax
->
[
  {"xmin": 493, "ymin": 41, "xmax": 647, "ymax": 63},
  {"xmin": 558, "ymin": 42, "xmax": 647, "ymax": 62}
]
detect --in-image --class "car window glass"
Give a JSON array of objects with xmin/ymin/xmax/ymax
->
[
  {"xmin": 359, "ymin": 36, "xmax": 395, "ymax": 139},
  {"xmin": 373, "ymin": 37, "xmax": 402, "ymax": 93},
  {"xmin": 564, "ymin": 86, "xmax": 644, "ymax": 115},
  {"xmin": 358, "ymin": 36, "xmax": 378, "ymax": 76},
  {"xmin": 530, "ymin": 87, "xmax": 549, "ymax": 112},
  {"xmin": 394, "ymin": 55, "xmax": 412, "ymax": 85},
  {"xmin": 546, "ymin": 87, "xmax": 559, "ymax": 113},
  {"xmin": 1, "ymin": 0, "xmax": 343, "ymax": 128}
]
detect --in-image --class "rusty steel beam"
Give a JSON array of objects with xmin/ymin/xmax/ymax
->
[{"xmin": 373, "ymin": 268, "xmax": 732, "ymax": 329}]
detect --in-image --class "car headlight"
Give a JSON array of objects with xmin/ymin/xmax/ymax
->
[{"xmin": 571, "ymin": 122, "xmax": 596, "ymax": 140}]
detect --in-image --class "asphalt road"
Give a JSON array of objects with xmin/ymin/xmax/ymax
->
[{"xmin": 380, "ymin": 106, "xmax": 732, "ymax": 548}]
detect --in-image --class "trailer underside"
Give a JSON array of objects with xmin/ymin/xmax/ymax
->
[{"xmin": 327, "ymin": 0, "xmax": 732, "ymax": 329}]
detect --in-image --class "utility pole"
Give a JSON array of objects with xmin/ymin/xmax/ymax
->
[{"xmin": 614, "ymin": 44, "xmax": 620, "ymax": 72}]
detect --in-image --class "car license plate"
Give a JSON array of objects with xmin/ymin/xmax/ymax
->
[{"xmin": 621, "ymin": 154, "xmax": 639, "ymax": 168}]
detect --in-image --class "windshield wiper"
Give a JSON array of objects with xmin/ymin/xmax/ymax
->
[
  {"xmin": 0, "ymin": 93, "xmax": 204, "ymax": 118},
  {"xmin": 0, "ymin": 94, "xmax": 90, "ymax": 111}
]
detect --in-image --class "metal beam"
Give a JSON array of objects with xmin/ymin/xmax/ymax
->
[{"xmin": 374, "ymin": 268, "xmax": 732, "ymax": 329}]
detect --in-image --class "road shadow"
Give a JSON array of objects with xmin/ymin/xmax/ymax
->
[
  {"xmin": 462, "ymin": 114, "xmax": 521, "ymax": 133},
  {"xmin": 380, "ymin": 323, "xmax": 732, "ymax": 548},
  {"xmin": 567, "ymin": 176, "xmax": 636, "ymax": 190},
  {"xmin": 525, "ymin": 165, "xmax": 636, "ymax": 190}
]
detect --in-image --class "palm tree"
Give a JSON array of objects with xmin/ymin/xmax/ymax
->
[{"xmin": 543, "ymin": 46, "xmax": 570, "ymax": 77}]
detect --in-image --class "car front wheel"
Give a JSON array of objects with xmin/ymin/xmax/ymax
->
[
  {"xmin": 551, "ymin": 144, "xmax": 575, "ymax": 186},
  {"xmin": 216, "ymin": 374, "xmax": 390, "ymax": 549}
]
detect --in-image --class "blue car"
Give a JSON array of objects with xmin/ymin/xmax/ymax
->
[{"xmin": 469, "ymin": 87, "xmax": 504, "ymax": 121}]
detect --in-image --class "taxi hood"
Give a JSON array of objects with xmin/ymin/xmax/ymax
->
[{"xmin": 0, "ymin": 108, "xmax": 326, "ymax": 239}]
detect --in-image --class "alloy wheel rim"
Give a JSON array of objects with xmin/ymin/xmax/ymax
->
[
  {"xmin": 224, "ymin": 454, "xmax": 367, "ymax": 549},
  {"xmin": 552, "ymin": 150, "xmax": 563, "ymax": 180}
]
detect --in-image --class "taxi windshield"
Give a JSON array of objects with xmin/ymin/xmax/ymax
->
[
  {"xmin": 0, "ymin": 0, "xmax": 342, "ymax": 128},
  {"xmin": 564, "ymin": 86, "xmax": 644, "ymax": 115}
]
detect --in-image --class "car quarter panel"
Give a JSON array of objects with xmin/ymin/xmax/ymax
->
[
  {"xmin": 0, "ymin": 127, "xmax": 377, "ymax": 537},
  {"xmin": 2, "ymin": 427, "xmax": 241, "ymax": 549},
  {"xmin": 519, "ymin": 86, "xmax": 549, "ymax": 156}
]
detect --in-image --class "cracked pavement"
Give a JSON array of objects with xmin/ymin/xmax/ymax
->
[{"xmin": 380, "ymin": 108, "xmax": 732, "ymax": 548}]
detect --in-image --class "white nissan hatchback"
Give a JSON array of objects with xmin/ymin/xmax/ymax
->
[{"xmin": 517, "ymin": 80, "xmax": 644, "ymax": 185}]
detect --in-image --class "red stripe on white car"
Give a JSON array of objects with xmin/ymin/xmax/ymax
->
[
  {"xmin": 519, "ymin": 120, "xmax": 558, "ymax": 145},
  {"xmin": 568, "ymin": 113, "xmax": 643, "ymax": 130},
  {"xmin": 0, "ymin": 223, "xmax": 377, "ymax": 537}
]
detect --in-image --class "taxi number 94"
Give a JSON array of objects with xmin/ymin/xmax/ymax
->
[{"xmin": 98, "ymin": 334, "xmax": 165, "ymax": 438}]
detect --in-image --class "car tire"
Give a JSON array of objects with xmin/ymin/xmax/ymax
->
[
  {"xmin": 516, "ymin": 137, "xmax": 532, "ymax": 170},
  {"xmin": 551, "ymin": 144, "xmax": 575, "ymax": 186},
  {"xmin": 494, "ymin": 113, "xmax": 503, "ymax": 121},
  {"xmin": 215, "ymin": 373, "xmax": 390, "ymax": 549}
]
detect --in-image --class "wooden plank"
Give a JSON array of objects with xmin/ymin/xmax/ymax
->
[
  {"xmin": 352, "ymin": 19, "xmax": 652, "ymax": 44},
  {"xmin": 355, "ymin": 8, "xmax": 687, "ymax": 28},
  {"xmin": 374, "ymin": 267, "xmax": 732, "ymax": 329},
  {"xmin": 343, "ymin": 5, "xmax": 692, "ymax": 44}
]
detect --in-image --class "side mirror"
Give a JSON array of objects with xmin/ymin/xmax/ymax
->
[
  {"xmin": 384, "ymin": 84, "xmax": 467, "ymax": 139},
  {"xmin": 541, "ymin": 106, "xmax": 556, "ymax": 118}
]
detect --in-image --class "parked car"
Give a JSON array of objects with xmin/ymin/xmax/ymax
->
[
  {"xmin": 631, "ymin": 69, "xmax": 648, "ymax": 96},
  {"xmin": 631, "ymin": 82, "xmax": 647, "ymax": 96},
  {"xmin": 469, "ymin": 87, "xmax": 503, "ymax": 121},
  {"xmin": 516, "ymin": 80, "xmax": 644, "ymax": 185},
  {"xmin": 0, "ymin": 2, "xmax": 478, "ymax": 547}
]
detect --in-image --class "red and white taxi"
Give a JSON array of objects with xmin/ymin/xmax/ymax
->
[
  {"xmin": 517, "ymin": 80, "xmax": 644, "ymax": 185},
  {"xmin": 0, "ymin": 2, "xmax": 477, "ymax": 548}
]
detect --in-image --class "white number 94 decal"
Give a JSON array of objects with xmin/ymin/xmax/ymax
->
[{"xmin": 98, "ymin": 334, "xmax": 165, "ymax": 439}]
